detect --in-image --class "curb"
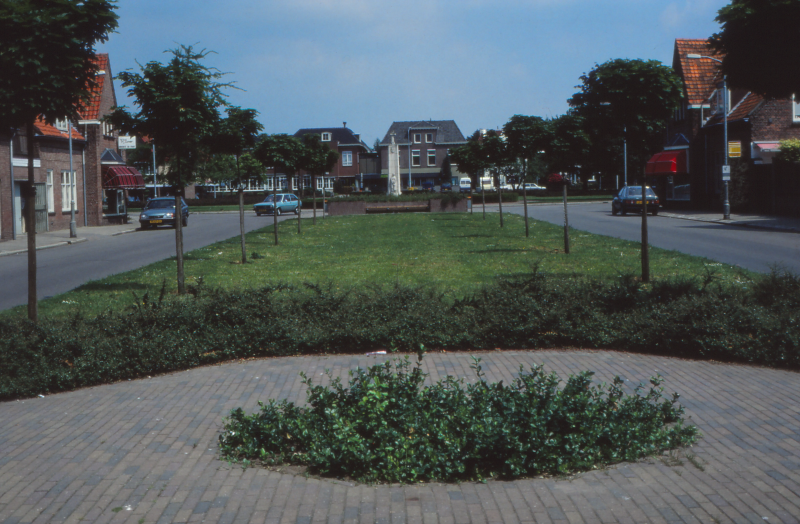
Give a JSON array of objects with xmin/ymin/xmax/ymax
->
[
  {"xmin": 112, "ymin": 228, "xmax": 138, "ymax": 236},
  {"xmin": 659, "ymin": 212, "xmax": 800, "ymax": 234},
  {"xmin": 0, "ymin": 237, "xmax": 87, "ymax": 257}
]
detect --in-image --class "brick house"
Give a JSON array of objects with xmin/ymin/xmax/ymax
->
[
  {"xmin": 1, "ymin": 54, "xmax": 144, "ymax": 241},
  {"xmin": 1, "ymin": 119, "xmax": 85, "ymax": 239},
  {"xmin": 293, "ymin": 124, "xmax": 372, "ymax": 191},
  {"xmin": 650, "ymin": 39, "xmax": 800, "ymax": 211},
  {"xmin": 378, "ymin": 120, "xmax": 468, "ymax": 189}
]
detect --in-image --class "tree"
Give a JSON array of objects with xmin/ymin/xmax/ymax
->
[
  {"xmin": 439, "ymin": 154, "xmax": 453, "ymax": 186},
  {"xmin": 300, "ymin": 133, "xmax": 339, "ymax": 225},
  {"xmin": 569, "ymin": 58, "xmax": 682, "ymax": 280},
  {"xmin": 0, "ymin": 0, "xmax": 118, "ymax": 322},
  {"xmin": 253, "ymin": 134, "xmax": 305, "ymax": 244},
  {"xmin": 503, "ymin": 115, "xmax": 553, "ymax": 237},
  {"xmin": 213, "ymin": 107, "xmax": 263, "ymax": 264},
  {"xmin": 108, "ymin": 45, "xmax": 230, "ymax": 294},
  {"xmin": 569, "ymin": 59, "xmax": 682, "ymax": 182},
  {"xmin": 482, "ymin": 129, "xmax": 511, "ymax": 228},
  {"xmin": 710, "ymin": 0, "xmax": 800, "ymax": 99},
  {"xmin": 451, "ymin": 131, "xmax": 489, "ymax": 218}
]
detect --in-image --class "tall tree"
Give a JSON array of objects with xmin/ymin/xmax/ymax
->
[
  {"xmin": 504, "ymin": 115, "xmax": 552, "ymax": 237},
  {"xmin": 300, "ymin": 133, "xmax": 339, "ymax": 225},
  {"xmin": 108, "ymin": 45, "xmax": 230, "ymax": 294},
  {"xmin": 710, "ymin": 0, "xmax": 800, "ymax": 99},
  {"xmin": 253, "ymin": 134, "xmax": 305, "ymax": 244},
  {"xmin": 0, "ymin": 0, "xmax": 118, "ymax": 322},
  {"xmin": 213, "ymin": 107, "xmax": 263, "ymax": 264},
  {"xmin": 569, "ymin": 59, "xmax": 681, "ymax": 281}
]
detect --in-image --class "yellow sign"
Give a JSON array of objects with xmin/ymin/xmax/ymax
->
[{"xmin": 728, "ymin": 141, "xmax": 741, "ymax": 158}]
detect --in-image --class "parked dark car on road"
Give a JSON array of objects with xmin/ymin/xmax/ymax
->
[
  {"xmin": 139, "ymin": 197, "xmax": 189, "ymax": 229},
  {"xmin": 440, "ymin": 182, "xmax": 452, "ymax": 192},
  {"xmin": 612, "ymin": 186, "xmax": 660, "ymax": 216}
]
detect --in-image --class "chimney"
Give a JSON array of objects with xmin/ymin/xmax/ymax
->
[{"xmin": 343, "ymin": 122, "xmax": 347, "ymax": 128}]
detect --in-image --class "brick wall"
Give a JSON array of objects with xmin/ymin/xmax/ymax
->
[{"xmin": 749, "ymin": 99, "xmax": 800, "ymax": 141}]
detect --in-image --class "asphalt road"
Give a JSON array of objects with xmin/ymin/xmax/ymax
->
[
  {"xmin": 501, "ymin": 201, "xmax": 800, "ymax": 274},
  {"xmin": 0, "ymin": 212, "xmax": 297, "ymax": 311}
]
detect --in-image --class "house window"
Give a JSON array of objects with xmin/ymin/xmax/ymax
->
[
  {"xmin": 427, "ymin": 149, "xmax": 436, "ymax": 166},
  {"xmin": 55, "ymin": 118, "xmax": 68, "ymax": 131},
  {"xmin": 291, "ymin": 177, "xmax": 298, "ymax": 190},
  {"xmin": 46, "ymin": 170, "xmax": 54, "ymax": 213},
  {"xmin": 321, "ymin": 132, "xmax": 331, "ymax": 141},
  {"xmin": 793, "ymin": 95, "xmax": 800, "ymax": 123},
  {"xmin": 61, "ymin": 171, "xmax": 76, "ymax": 212},
  {"xmin": 413, "ymin": 133, "xmax": 421, "ymax": 143},
  {"xmin": 324, "ymin": 177, "xmax": 334, "ymax": 189},
  {"xmin": 316, "ymin": 177, "xmax": 324, "ymax": 190},
  {"xmin": 342, "ymin": 151, "xmax": 353, "ymax": 166},
  {"xmin": 102, "ymin": 120, "xmax": 114, "ymax": 136},
  {"xmin": 426, "ymin": 133, "xmax": 433, "ymax": 143},
  {"xmin": 411, "ymin": 150, "xmax": 420, "ymax": 167}
]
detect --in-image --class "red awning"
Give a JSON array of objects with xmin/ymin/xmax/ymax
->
[
  {"xmin": 755, "ymin": 142, "xmax": 780, "ymax": 152},
  {"xmin": 645, "ymin": 150, "xmax": 687, "ymax": 176},
  {"xmin": 103, "ymin": 166, "xmax": 145, "ymax": 189}
]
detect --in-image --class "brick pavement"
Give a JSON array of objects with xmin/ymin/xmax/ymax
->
[{"xmin": 2, "ymin": 350, "xmax": 799, "ymax": 524}]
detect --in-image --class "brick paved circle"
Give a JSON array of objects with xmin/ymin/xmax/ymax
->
[{"xmin": 1, "ymin": 350, "xmax": 799, "ymax": 524}]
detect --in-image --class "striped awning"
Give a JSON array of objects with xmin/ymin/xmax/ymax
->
[
  {"xmin": 645, "ymin": 150, "xmax": 687, "ymax": 176},
  {"xmin": 103, "ymin": 166, "xmax": 145, "ymax": 189}
]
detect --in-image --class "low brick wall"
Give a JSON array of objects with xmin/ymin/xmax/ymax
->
[{"xmin": 328, "ymin": 199, "xmax": 468, "ymax": 216}]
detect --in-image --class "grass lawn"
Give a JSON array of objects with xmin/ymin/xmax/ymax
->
[{"xmin": 6, "ymin": 212, "xmax": 753, "ymax": 319}]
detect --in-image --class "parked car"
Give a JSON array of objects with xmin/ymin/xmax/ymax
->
[
  {"xmin": 139, "ymin": 196, "xmax": 189, "ymax": 229},
  {"xmin": 612, "ymin": 186, "xmax": 660, "ymax": 216},
  {"xmin": 440, "ymin": 182, "xmax": 452, "ymax": 192},
  {"xmin": 521, "ymin": 183, "xmax": 545, "ymax": 191},
  {"xmin": 253, "ymin": 193, "xmax": 302, "ymax": 216},
  {"xmin": 421, "ymin": 181, "xmax": 435, "ymax": 192}
]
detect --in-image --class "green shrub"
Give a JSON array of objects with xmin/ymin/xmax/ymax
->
[
  {"xmin": 218, "ymin": 354, "xmax": 698, "ymax": 483},
  {"xmin": 1, "ymin": 270, "xmax": 798, "ymax": 400}
]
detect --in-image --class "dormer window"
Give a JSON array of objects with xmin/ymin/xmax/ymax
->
[
  {"xmin": 712, "ymin": 87, "xmax": 729, "ymax": 116},
  {"xmin": 321, "ymin": 132, "xmax": 331, "ymax": 141},
  {"xmin": 102, "ymin": 120, "xmax": 114, "ymax": 136},
  {"xmin": 55, "ymin": 118, "xmax": 69, "ymax": 131},
  {"xmin": 425, "ymin": 133, "xmax": 433, "ymax": 143},
  {"xmin": 793, "ymin": 95, "xmax": 800, "ymax": 123},
  {"xmin": 413, "ymin": 133, "xmax": 421, "ymax": 143}
]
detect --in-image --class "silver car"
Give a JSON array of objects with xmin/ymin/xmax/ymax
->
[{"xmin": 139, "ymin": 197, "xmax": 190, "ymax": 229}]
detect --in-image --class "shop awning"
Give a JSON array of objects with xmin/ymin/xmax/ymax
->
[
  {"xmin": 103, "ymin": 166, "xmax": 145, "ymax": 189},
  {"xmin": 755, "ymin": 142, "xmax": 781, "ymax": 152},
  {"xmin": 645, "ymin": 150, "xmax": 687, "ymax": 175}
]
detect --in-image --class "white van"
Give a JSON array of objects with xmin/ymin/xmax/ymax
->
[
  {"xmin": 479, "ymin": 177, "xmax": 495, "ymax": 192},
  {"xmin": 458, "ymin": 177, "xmax": 472, "ymax": 193}
]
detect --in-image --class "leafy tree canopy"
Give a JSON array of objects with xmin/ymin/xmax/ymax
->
[
  {"xmin": 254, "ymin": 134, "xmax": 305, "ymax": 176},
  {"xmin": 214, "ymin": 106, "xmax": 263, "ymax": 159},
  {"xmin": 450, "ymin": 131, "xmax": 488, "ymax": 184},
  {"xmin": 710, "ymin": 0, "xmax": 800, "ymax": 99},
  {"xmin": 547, "ymin": 113, "xmax": 590, "ymax": 175},
  {"xmin": 300, "ymin": 133, "xmax": 339, "ymax": 176},
  {"xmin": 108, "ymin": 45, "xmax": 231, "ymax": 188},
  {"xmin": 0, "ymin": 0, "xmax": 118, "ymax": 128},
  {"xmin": 569, "ymin": 58, "xmax": 682, "ymax": 176},
  {"xmin": 503, "ymin": 115, "xmax": 551, "ymax": 161}
]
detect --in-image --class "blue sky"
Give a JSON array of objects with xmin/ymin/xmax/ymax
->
[{"xmin": 99, "ymin": 0, "xmax": 729, "ymax": 146}]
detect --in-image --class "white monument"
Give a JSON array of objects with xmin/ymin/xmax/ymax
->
[{"xmin": 387, "ymin": 132, "xmax": 402, "ymax": 196}]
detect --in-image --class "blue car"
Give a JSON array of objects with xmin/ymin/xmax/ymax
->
[
  {"xmin": 139, "ymin": 197, "xmax": 189, "ymax": 229},
  {"xmin": 254, "ymin": 193, "xmax": 302, "ymax": 216}
]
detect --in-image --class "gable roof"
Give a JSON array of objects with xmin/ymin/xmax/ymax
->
[
  {"xmin": 293, "ymin": 127, "xmax": 370, "ymax": 150},
  {"xmin": 705, "ymin": 91, "xmax": 764, "ymax": 125},
  {"xmin": 78, "ymin": 54, "xmax": 112, "ymax": 121},
  {"xmin": 674, "ymin": 39, "xmax": 723, "ymax": 106},
  {"xmin": 380, "ymin": 120, "xmax": 467, "ymax": 145},
  {"xmin": 34, "ymin": 116, "xmax": 84, "ymax": 141}
]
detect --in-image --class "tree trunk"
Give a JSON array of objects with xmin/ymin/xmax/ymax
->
[
  {"xmin": 481, "ymin": 187, "xmax": 486, "ymax": 220},
  {"xmin": 238, "ymin": 186, "xmax": 246, "ymax": 264},
  {"xmin": 273, "ymin": 175, "xmax": 279, "ymax": 246},
  {"xmin": 295, "ymin": 174, "xmax": 301, "ymax": 235},
  {"xmin": 312, "ymin": 174, "xmax": 317, "ymax": 225},
  {"xmin": 641, "ymin": 179, "xmax": 650, "ymax": 282},
  {"xmin": 26, "ymin": 121, "xmax": 37, "ymax": 322},
  {"xmin": 497, "ymin": 173, "xmax": 504, "ymax": 228},
  {"xmin": 562, "ymin": 183, "xmax": 570, "ymax": 254},
  {"xmin": 523, "ymin": 185, "xmax": 529, "ymax": 238},
  {"xmin": 175, "ymin": 175, "xmax": 186, "ymax": 294}
]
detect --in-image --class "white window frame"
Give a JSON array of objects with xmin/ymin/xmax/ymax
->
[
  {"xmin": 316, "ymin": 177, "xmax": 324, "ymax": 190},
  {"xmin": 324, "ymin": 177, "xmax": 334, "ymax": 190},
  {"xmin": 102, "ymin": 120, "xmax": 114, "ymax": 136},
  {"xmin": 54, "ymin": 119, "xmax": 68, "ymax": 132},
  {"xmin": 427, "ymin": 149, "xmax": 436, "ymax": 166},
  {"xmin": 342, "ymin": 151, "xmax": 353, "ymax": 167},
  {"xmin": 425, "ymin": 133, "xmax": 433, "ymax": 143},
  {"xmin": 61, "ymin": 171, "xmax": 76, "ymax": 212},
  {"xmin": 793, "ymin": 94, "xmax": 800, "ymax": 123},
  {"xmin": 291, "ymin": 177, "xmax": 298, "ymax": 191},
  {"xmin": 46, "ymin": 170, "xmax": 55, "ymax": 213},
  {"xmin": 321, "ymin": 132, "xmax": 331, "ymax": 142},
  {"xmin": 413, "ymin": 133, "xmax": 421, "ymax": 144},
  {"xmin": 411, "ymin": 150, "xmax": 421, "ymax": 167}
]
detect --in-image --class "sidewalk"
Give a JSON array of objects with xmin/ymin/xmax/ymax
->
[
  {"xmin": 657, "ymin": 209, "xmax": 800, "ymax": 233},
  {"xmin": 0, "ymin": 221, "xmax": 138, "ymax": 257}
]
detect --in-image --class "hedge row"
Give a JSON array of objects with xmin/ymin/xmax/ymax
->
[{"xmin": 1, "ymin": 270, "xmax": 798, "ymax": 400}]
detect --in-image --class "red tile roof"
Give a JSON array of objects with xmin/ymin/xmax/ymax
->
[
  {"xmin": 77, "ymin": 54, "xmax": 109, "ymax": 121},
  {"xmin": 34, "ymin": 116, "xmax": 84, "ymax": 140},
  {"xmin": 674, "ymin": 39, "xmax": 724, "ymax": 106}
]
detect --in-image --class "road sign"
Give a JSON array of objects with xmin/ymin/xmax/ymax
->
[
  {"xmin": 118, "ymin": 136, "xmax": 136, "ymax": 149},
  {"xmin": 722, "ymin": 165, "xmax": 731, "ymax": 181},
  {"xmin": 728, "ymin": 141, "xmax": 741, "ymax": 158}
]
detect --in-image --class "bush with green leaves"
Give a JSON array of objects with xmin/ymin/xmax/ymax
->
[
  {"xmin": 1, "ymin": 270, "xmax": 798, "ymax": 400},
  {"xmin": 219, "ymin": 354, "xmax": 698, "ymax": 483}
]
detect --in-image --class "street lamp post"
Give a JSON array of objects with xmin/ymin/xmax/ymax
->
[{"xmin": 687, "ymin": 54, "xmax": 730, "ymax": 220}]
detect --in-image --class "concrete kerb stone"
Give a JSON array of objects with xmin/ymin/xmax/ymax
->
[{"xmin": 0, "ymin": 237, "xmax": 87, "ymax": 257}]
